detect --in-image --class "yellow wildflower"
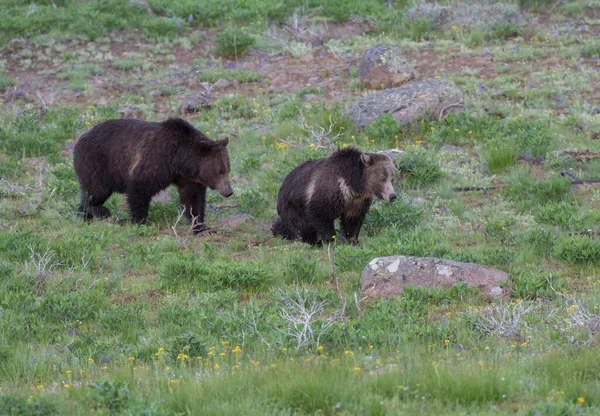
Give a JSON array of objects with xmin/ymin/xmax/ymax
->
[
  {"xmin": 129, "ymin": 356, "xmax": 135, "ymax": 362},
  {"xmin": 64, "ymin": 384, "xmax": 70, "ymax": 389},
  {"xmin": 577, "ymin": 397, "xmax": 585, "ymax": 404}
]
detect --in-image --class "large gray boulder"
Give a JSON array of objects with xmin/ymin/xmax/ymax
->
[
  {"xmin": 357, "ymin": 44, "xmax": 418, "ymax": 90},
  {"xmin": 347, "ymin": 78, "xmax": 464, "ymax": 128},
  {"xmin": 360, "ymin": 256, "xmax": 509, "ymax": 299}
]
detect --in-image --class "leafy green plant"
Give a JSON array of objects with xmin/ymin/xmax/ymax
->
[
  {"xmin": 362, "ymin": 199, "xmax": 422, "ymax": 236},
  {"xmin": 0, "ymin": 74, "xmax": 16, "ymax": 91},
  {"xmin": 484, "ymin": 215, "xmax": 516, "ymax": 244},
  {"xmin": 365, "ymin": 113, "xmax": 401, "ymax": 144},
  {"xmin": 239, "ymin": 189, "xmax": 270, "ymax": 219},
  {"xmin": 511, "ymin": 270, "xmax": 565, "ymax": 299},
  {"xmin": 490, "ymin": 22, "xmax": 522, "ymax": 40},
  {"xmin": 407, "ymin": 17, "xmax": 433, "ymax": 41},
  {"xmin": 395, "ymin": 149, "xmax": 443, "ymax": 188},
  {"xmin": 483, "ymin": 141, "xmax": 516, "ymax": 172},
  {"xmin": 503, "ymin": 168, "xmax": 571, "ymax": 207},
  {"xmin": 214, "ymin": 27, "xmax": 256, "ymax": 57},
  {"xmin": 87, "ymin": 380, "xmax": 132, "ymax": 413},
  {"xmin": 554, "ymin": 237, "xmax": 600, "ymax": 265},
  {"xmin": 283, "ymin": 254, "xmax": 327, "ymax": 284}
]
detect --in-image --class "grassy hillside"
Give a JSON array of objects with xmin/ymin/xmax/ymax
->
[{"xmin": 1, "ymin": 0, "xmax": 600, "ymax": 414}]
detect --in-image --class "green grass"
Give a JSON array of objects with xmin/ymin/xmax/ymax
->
[{"xmin": 2, "ymin": 0, "xmax": 600, "ymax": 414}]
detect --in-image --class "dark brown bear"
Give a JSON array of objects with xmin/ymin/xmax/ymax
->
[
  {"xmin": 74, "ymin": 117, "xmax": 232, "ymax": 233},
  {"xmin": 272, "ymin": 147, "xmax": 397, "ymax": 246}
]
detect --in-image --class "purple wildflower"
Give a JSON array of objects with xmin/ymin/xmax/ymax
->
[
  {"xmin": 555, "ymin": 96, "xmax": 561, "ymax": 102},
  {"xmin": 263, "ymin": 57, "xmax": 269, "ymax": 63},
  {"xmin": 441, "ymin": 207, "xmax": 447, "ymax": 213},
  {"xmin": 188, "ymin": 15, "xmax": 193, "ymax": 23},
  {"xmin": 67, "ymin": 357, "xmax": 72, "ymax": 364},
  {"xmin": 68, "ymin": 329, "xmax": 75, "ymax": 335},
  {"xmin": 31, "ymin": 356, "xmax": 38, "ymax": 363},
  {"xmin": 479, "ymin": 85, "xmax": 486, "ymax": 91},
  {"xmin": 215, "ymin": 309, "xmax": 221, "ymax": 315}
]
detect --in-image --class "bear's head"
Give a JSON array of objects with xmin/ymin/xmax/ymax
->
[
  {"xmin": 194, "ymin": 137, "xmax": 233, "ymax": 198},
  {"xmin": 361, "ymin": 152, "xmax": 397, "ymax": 202}
]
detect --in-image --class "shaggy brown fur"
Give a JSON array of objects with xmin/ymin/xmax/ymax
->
[
  {"xmin": 74, "ymin": 117, "xmax": 232, "ymax": 233},
  {"xmin": 272, "ymin": 147, "xmax": 396, "ymax": 245}
]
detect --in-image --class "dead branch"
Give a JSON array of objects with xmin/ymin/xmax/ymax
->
[{"xmin": 328, "ymin": 242, "xmax": 346, "ymax": 319}]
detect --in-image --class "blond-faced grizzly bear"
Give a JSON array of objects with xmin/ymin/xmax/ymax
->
[
  {"xmin": 74, "ymin": 117, "xmax": 232, "ymax": 233},
  {"xmin": 271, "ymin": 147, "xmax": 397, "ymax": 245}
]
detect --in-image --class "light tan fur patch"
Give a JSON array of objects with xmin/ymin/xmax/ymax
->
[
  {"xmin": 338, "ymin": 177, "xmax": 355, "ymax": 203},
  {"xmin": 129, "ymin": 151, "xmax": 143, "ymax": 177},
  {"xmin": 306, "ymin": 176, "xmax": 317, "ymax": 202}
]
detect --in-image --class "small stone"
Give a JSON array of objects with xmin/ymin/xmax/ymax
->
[
  {"xmin": 213, "ymin": 79, "xmax": 231, "ymax": 89},
  {"xmin": 411, "ymin": 197, "xmax": 426, "ymax": 206},
  {"xmin": 300, "ymin": 53, "xmax": 314, "ymax": 63},
  {"xmin": 271, "ymin": 73, "xmax": 288, "ymax": 85}
]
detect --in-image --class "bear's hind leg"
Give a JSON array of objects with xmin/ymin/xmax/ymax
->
[
  {"xmin": 78, "ymin": 192, "xmax": 112, "ymax": 220},
  {"xmin": 310, "ymin": 218, "xmax": 336, "ymax": 245},
  {"xmin": 299, "ymin": 226, "xmax": 319, "ymax": 245}
]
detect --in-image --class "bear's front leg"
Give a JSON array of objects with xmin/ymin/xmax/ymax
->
[
  {"xmin": 341, "ymin": 198, "xmax": 372, "ymax": 245},
  {"xmin": 126, "ymin": 183, "xmax": 153, "ymax": 225},
  {"xmin": 177, "ymin": 180, "xmax": 208, "ymax": 234},
  {"xmin": 341, "ymin": 213, "xmax": 367, "ymax": 245}
]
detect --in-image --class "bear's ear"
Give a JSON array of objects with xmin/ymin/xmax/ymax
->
[
  {"xmin": 360, "ymin": 153, "xmax": 372, "ymax": 166},
  {"xmin": 220, "ymin": 137, "xmax": 229, "ymax": 147}
]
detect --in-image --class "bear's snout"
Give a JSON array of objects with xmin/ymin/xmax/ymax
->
[
  {"xmin": 220, "ymin": 186, "xmax": 234, "ymax": 198},
  {"xmin": 389, "ymin": 193, "xmax": 397, "ymax": 202}
]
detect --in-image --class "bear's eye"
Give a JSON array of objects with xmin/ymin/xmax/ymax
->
[{"xmin": 218, "ymin": 169, "xmax": 226, "ymax": 175}]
